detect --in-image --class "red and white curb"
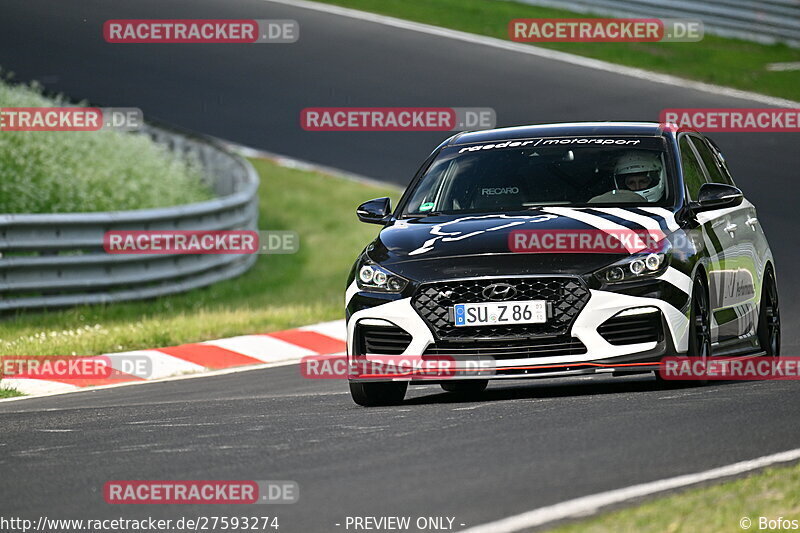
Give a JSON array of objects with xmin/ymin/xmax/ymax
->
[{"xmin": 0, "ymin": 319, "xmax": 346, "ymax": 397}]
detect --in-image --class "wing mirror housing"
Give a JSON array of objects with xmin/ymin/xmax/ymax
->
[
  {"xmin": 692, "ymin": 183, "xmax": 743, "ymax": 213},
  {"xmin": 356, "ymin": 197, "xmax": 393, "ymax": 224}
]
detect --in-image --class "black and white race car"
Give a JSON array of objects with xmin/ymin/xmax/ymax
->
[{"xmin": 345, "ymin": 122, "xmax": 780, "ymax": 406}]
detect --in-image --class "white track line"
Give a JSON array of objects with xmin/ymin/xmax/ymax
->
[
  {"xmin": 459, "ymin": 447, "xmax": 800, "ymax": 533},
  {"xmin": 264, "ymin": 0, "xmax": 799, "ymax": 108}
]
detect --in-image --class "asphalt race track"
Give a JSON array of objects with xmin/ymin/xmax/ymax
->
[
  {"xmin": 3, "ymin": 368, "xmax": 800, "ymax": 531},
  {"xmin": 1, "ymin": 0, "xmax": 800, "ymax": 530}
]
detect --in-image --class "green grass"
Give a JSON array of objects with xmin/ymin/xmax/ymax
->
[
  {"xmin": 0, "ymin": 386, "xmax": 21, "ymax": 398},
  {"xmin": 552, "ymin": 461, "xmax": 800, "ymax": 532},
  {"xmin": 0, "ymin": 158, "xmax": 399, "ymax": 363},
  {"xmin": 315, "ymin": 0, "xmax": 800, "ymax": 102},
  {"xmin": 0, "ymin": 77, "xmax": 213, "ymax": 213}
]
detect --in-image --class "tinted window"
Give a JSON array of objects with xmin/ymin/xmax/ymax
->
[
  {"xmin": 691, "ymin": 136, "xmax": 730, "ymax": 185},
  {"xmin": 679, "ymin": 136, "xmax": 708, "ymax": 201},
  {"xmin": 705, "ymin": 139, "xmax": 736, "ymax": 186}
]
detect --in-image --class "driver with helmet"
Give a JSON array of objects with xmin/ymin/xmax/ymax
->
[
  {"xmin": 590, "ymin": 151, "xmax": 665, "ymax": 203},
  {"xmin": 614, "ymin": 152, "xmax": 665, "ymax": 201}
]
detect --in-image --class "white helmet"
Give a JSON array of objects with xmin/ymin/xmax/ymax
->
[{"xmin": 614, "ymin": 152, "xmax": 665, "ymax": 202}]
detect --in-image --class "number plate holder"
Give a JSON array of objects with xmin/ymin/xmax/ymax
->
[{"xmin": 453, "ymin": 300, "xmax": 548, "ymax": 327}]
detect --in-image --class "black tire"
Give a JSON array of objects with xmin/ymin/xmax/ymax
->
[
  {"xmin": 656, "ymin": 275, "xmax": 711, "ymax": 387},
  {"xmin": 688, "ymin": 276, "xmax": 712, "ymax": 361},
  {"xmin": 440, "ymin": 380, "xmax": 489, "ymax": 395},
  {"xmin": 757, "ymin": 267, "xmax": 780, "ymax": 357},
  {"xmin": 349, "ymin": 381, "xmax": 407, "ymax": 407}
]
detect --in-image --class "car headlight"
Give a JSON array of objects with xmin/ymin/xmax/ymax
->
[
  {"xmin": 356, "ymin": 257, "xmax": 409, "ymax": 293},
  {"xmin": 596, "ymin": 244, "xmax": 671, "ymax": 284}
]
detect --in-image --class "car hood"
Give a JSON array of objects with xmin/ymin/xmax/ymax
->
[{"xmin": 367, "ymin": 209, "xmax": 673, "ymax": 279}]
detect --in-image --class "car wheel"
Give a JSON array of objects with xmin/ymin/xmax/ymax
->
[
  {"xmin": 689, "ymin": 276, "xmax": 712, "ymax": 361},
  {"xmin": 686, "ymin": 275, "xmax": 712, "ymax": 385},
  {"xmin": 441, "ymin": 380, "xmax": 488, "ymax": 395},
  {"xmin": 349, "ymin": 381, "xmax": 407, "ymax": 407},
  {"xmin": 656, "ymin": 275, "xmax": 711, "ymax": 387},
  {"xmin": 757, "ymin": 267, "xmax": 780, "ymax": 357}
]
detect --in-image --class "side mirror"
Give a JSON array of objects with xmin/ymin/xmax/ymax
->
[
  {"xmin": 356, "ymin": 197, "xmax": 392, "ymax": 224},
  {"xmin": 692, "ymin": 183, "xmax": 743, "ymax": 213}
]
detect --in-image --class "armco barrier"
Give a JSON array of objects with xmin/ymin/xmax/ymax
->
[
  {"xmin": 515, "ymin": 0, "xmax": 800, "ymax": 47},
  {"xmin": 0, "ymin": 125, "xmax": 259, "ymax": 311}
]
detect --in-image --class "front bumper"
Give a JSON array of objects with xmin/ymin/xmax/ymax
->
[{"xmin": 345, "ymin": 275, "xmax": 691, "ymax": 381}]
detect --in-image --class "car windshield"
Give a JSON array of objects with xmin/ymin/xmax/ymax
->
[{"xmin": 400, "ymin": 136, "xmax": 673, "ymax": 216}]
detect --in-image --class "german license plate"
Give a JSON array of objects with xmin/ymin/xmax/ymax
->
[{"xmin": 453, "ymin": 300, "xmax": 547, "ymax": 327}]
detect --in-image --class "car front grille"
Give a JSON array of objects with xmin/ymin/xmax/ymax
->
[
  {"xmin": 598, "ymin": 311, "xmax": 662, "ymax": 346},
  {"xmin": 412, "ymin": 277, "xmax": 590, "ymax": 340},
  {"xmin": 423, "ymin": 336, "xmax": 587, "ymax": 359}
]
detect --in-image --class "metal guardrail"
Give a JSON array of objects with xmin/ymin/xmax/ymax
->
[
  {"xmin": 515, "ymin": 0, "xmax": 800, "ymax": 47},
  {"xmin": 0, "ymin": 125, "xmax": 260, "ymax": 311}
]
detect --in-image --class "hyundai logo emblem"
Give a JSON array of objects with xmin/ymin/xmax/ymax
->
[{"xmin": 482, "ymin": 283, "xmax": 517, "ymax": 301}]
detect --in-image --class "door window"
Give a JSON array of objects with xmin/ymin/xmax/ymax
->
[
  {"xmin": 691, "ymin": 136, "xmax": 732, "ymax": 186},
  {"xmin": 679, "ymin": 136, "xmax": 708, "ymax": 201}
]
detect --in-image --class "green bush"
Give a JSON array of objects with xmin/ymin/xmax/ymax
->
[{"xmin": 0, "ymin": 78, "xmax": 213, "ymax": 213}]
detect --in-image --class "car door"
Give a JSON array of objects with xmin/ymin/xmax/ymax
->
[
  {"xmin": 698, "ymin": 136, "xmax": 761, "ymax": 341},
  {"xmin": 682, "ymin": 134, "xmax": 756, "ymax": 342},
  {"xmin": 679, "ymin": 135, "xmax": 721, "ymax": 342}
]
